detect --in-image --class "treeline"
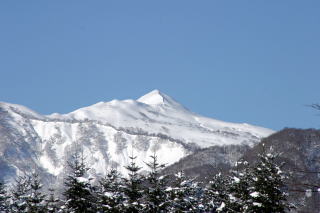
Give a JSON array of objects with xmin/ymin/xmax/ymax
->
[{"xmin": 0, "ymin": 150, "xmax": 293, "ymax": 213}]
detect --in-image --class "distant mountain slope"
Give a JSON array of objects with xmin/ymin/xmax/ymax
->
[
  {"xmin": 242, "ymin": 128, "xmax": 320, "ymax": 212},
  {"xmin": 164, "ymin": 128, "xmax": 320, "ymax": 212},
  {"xmin": 0, "ymin": 90, "xmax": 273, "ymax": 185},
  {"xmin": 163, "ymin": 144, "xmax": 251, "ymax": 182}
]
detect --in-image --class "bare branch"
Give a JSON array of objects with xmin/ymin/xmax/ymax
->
[{"xmin": 309, "ymin": 104, "xmax": 320, "ymax": 111}]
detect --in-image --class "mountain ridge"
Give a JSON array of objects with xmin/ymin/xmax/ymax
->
[{"xmin": 0, "ymin": 90, "xmax": 274, "ymax": 185}]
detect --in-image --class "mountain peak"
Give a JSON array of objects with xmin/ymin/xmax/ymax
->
[{"xmin": 137, "ymin": 89, "xmax": 166, "ymax": 105}]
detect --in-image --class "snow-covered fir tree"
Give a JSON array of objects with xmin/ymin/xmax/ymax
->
[
  {"xmin": 246, "ymin": 149, "xmax": 292, "ymax": 212},
  {"xmin": 26, "ymin": 172, "xmax": 46, "ymax": 213},
  {"xmin": 45, "ymin": 188, "xmax": 59, "ymax": 213},
  {"xmin": 0, "ymin": 145, "xmax": 295, "ymax": 212},
  {"xmin": 143, "ymin": 154, "xmax": 169, "ymax": 212},
  {"xmin": 167, "ymin": 171, "xmax": 203, "ymax": 212},
  {"xmin": 0, "ymin": 181, "xmax": 10, "ymax": 213},
  {"xmin": 62, "ymin": 151, "xmax": 96, "ymax": 213},
  {"xmin": 227, "ymin": 160, "xmax": 253, "ymax": 212},
  {"xmin": 206, "ymin": 173, "xmax": 233, "ymax": 212},
  {"xmin": 217, "ymin": 148, "xmax": 293, "ymax": 213},
  {"xmin": 122, "ymin": 155, "xmax": 144, "ymax": 213},
  {"xmin": 10, "ymin": 175, "xmax": 31, "ymax": 213},
  {"xmin": 97, "ymin": 168, "xmax": 124, "ymax": 213}
]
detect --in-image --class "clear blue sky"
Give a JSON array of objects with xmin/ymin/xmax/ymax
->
[{"xmin": 0, "ymin": 1, "xmax": 319, "ymax": 130}]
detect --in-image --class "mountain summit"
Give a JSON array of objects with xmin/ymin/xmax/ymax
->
[
  {"xmin": 0, "ymin": 90, "xmax": 274, "ymax": 184},
  {"xmin": 138, "ymin": 89, "xmax": 168, "ymax": 105},
  {"xmin": 137, "ymin": 90, "xmax": 182, "ymax": 108}
]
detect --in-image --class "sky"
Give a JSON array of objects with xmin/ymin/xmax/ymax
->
[{"xmin": 0, "ymin": 1, "xmax": 319, "ymax": 130}]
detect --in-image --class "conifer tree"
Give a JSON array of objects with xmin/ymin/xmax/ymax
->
[
  {"xmin": 0, "ymin": 181, "xmax": 10, "ymax": 212},
  {"xmin": 97, "ymin": 168, "xmax": 124, "ymax": 213},
  {"xmin": 45, "ymin": 188, "xmax": 59, "ymax": 213},
  {"xmin": 63, "ymin": 151, "xmax": 96, "ymax": 213},
  {"xmin": 144, "ymin": 154, "xmax": 169, "ymax": 212},
  {"xmin": 122, "ymin": 155, "xmax": 144, "ymax": 213},
  {"xmin": 246, "ymin": 150, "xmax": 291, "ymax": 212},
  {"xmin": 206, "ymin": 173, "xmax": 232, "ymax": 212},
  {"xmin": 167, "ymin": 171, "xmax": 202, "ymax": 212},
  {"xmin": 10, "ymin": 175, "xmax": 31, "ymax": 213},
  {"xmin": 227, "ymin": 160, "xmax": 253, "ymax": 212},
  {"xmin": 220, "ymin": 149, "xmax": 292, "ymax": 213},
  {"xmin": 26, "ymin": 172, "xmax": 46, "ymax": 213}
]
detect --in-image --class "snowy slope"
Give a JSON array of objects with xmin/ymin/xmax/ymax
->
[
  {"xmin": 0, "ymin": 90, "xmax": 274, "ymax": 183},
  {"xmin": 48, "ymin": 90, "xmax": 272, "ymax": 147}
]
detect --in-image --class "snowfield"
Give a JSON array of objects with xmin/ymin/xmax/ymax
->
[{"xmin": 0, "ymin": 90, "xmax": 274, "ymax": 181}]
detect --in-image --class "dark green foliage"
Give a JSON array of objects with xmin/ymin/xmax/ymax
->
[
  {"xmin": 97, "ymin": 168, "xmax": 124, "ymax": 213},
  {"xmin": 246, "ymin": 151, "xmax": 291, "ymax": 212},
  {"xmin": 63, "ymin": 152, "xmax": 96, "ymax": 213},
  {"xmin": 241, "ymin": 129, "xmax": 320, "ymax": 212},
  {"xmin": 11, "ymin": 175, "xmax": 31, "ymax": 212},
  {"xmin": 227, "ymin": 161, "xmax": 253, "ymax": 212},
  {"xmin": 144, "ymin": 154, "xmax": 169, "ymax": 212},
  {"xmin": 10, "ymin": 173, "xmax": 47, "ymax": 213},
  {"xmin": 0, "ymin": 181, "xmax": 10, "ymax": 212},
  {"xmin": 45, "ymin": 188, "xmax": 59, "ymax": 213},
  {"xmin": 0, "ymin": 144, "xmax": 294, "ymax": 213},
  {"xmin": 206, "ymin": 173, "xmax": 233, "ymax": 212},
  {"xmin": 206, "ymin": 149, "xmax": 292, "ymax": 213},
  {"xmin": 26, "ymin": 172, "xmax": 46, "ymax": 213},
  {"xmin": 122, "ymin": 155, "xmax": 144, "ymax": 213},
  {"xmin": 167, "ymin": 171, "xmax": 203, "ymax": 212}
]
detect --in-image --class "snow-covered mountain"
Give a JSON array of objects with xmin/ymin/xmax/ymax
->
[{"xmin": 0, "ymin": 90, "xmax": 273, "ymax": 184}]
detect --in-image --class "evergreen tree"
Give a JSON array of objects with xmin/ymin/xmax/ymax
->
[
  {"xmin": 63, "ymin": 151, "xmax": 96, "ymax": 213},
  {"xmin": 97, "ymin": 168, "xmax": 124, "ymax": 213},
  {"xmin": 26, "ymin": 172, "xmax": 46, "ymax": 213},
  {"xmin": 45, "ymin": 188, "xmax": 59, "ymax": 213},
  {"xmin": 144, "ymin": 154, "xmax": 169, "ymax": 213},
  {"xmin": 167, "ymin": 171, "xmax": 202, "ymax": 212},
  {"xmin": 0, "ymin": 181, "xmax": 10, "ymax": 213},
  {"xmin": 227, "ymin": 160, "xmax": 253, "ymax": 212},
  {"xmin": 246, "ymin": 150, "xmax": 291, "ymax": 212},
  {"xmin": 219, "ymin": 149, "xmax": 293, "ymax": 213},
  {"xmin": 122, "ymin": 155, "xmax": 144, "ymax": 213},
  {"xmin": 206, "ymin": 173, "xmax": 232, "ymax": 212},
  {"xmin": 10, "ymin": 175, "xmax": 31, "ymax": 212}
]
